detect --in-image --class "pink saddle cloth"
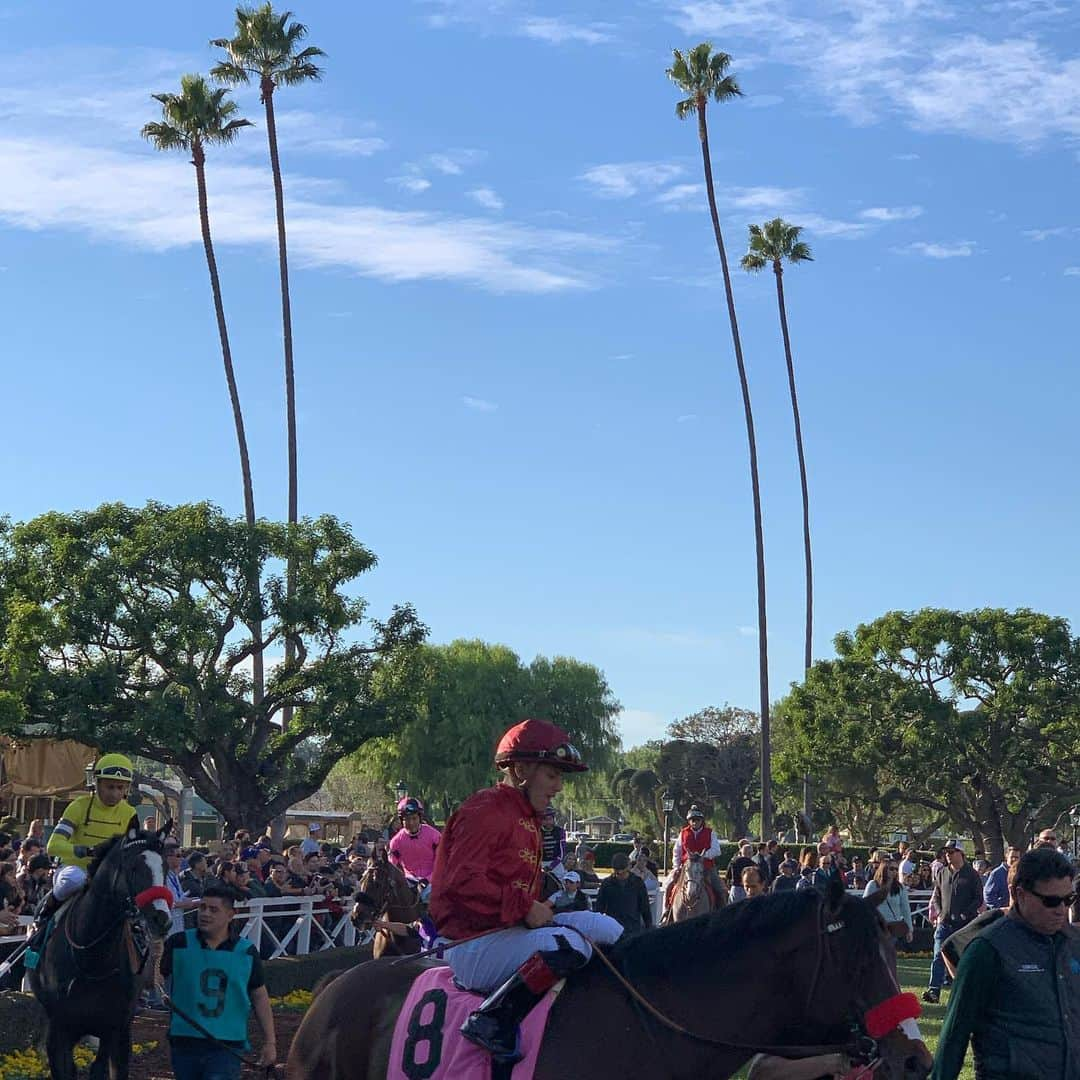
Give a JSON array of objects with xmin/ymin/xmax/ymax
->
[{"xmin": 387, "ymin": 964, "xmax": 562, "ymax": 1080}]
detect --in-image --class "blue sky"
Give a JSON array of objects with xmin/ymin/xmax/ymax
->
[{"xmin": 4, "ymin": 0, "xmax": 1080, "ymax": 749}]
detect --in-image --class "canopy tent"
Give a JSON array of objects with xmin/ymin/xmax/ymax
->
[{"xmin": 0, "ymin": 737, "xmax": 96, "ymax": 799}]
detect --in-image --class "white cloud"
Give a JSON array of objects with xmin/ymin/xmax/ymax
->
[
  {"xmin": 468, "ymin": 187, "xmax": 504, "ymax": 211},
  {"xmin": 667, "ymin": 1, "xmax": 1080, "ymax": 147},
  {"xmin": 654, "ymin": 182, "xmax": 704, "ymax": 210},
  {"xmin": 428, "ymin": 149, "xmax": 484, "ymax": 175},
  {"xmin": 1023, "ymin": 226, "xmax": 1071, "ymax": 240},
  {"xmin": 902, "ymin": 240, "xmax": 978, "ymax": 258},
  {"xmin": 462, "ymin": 395, "xmax": 499, "ymax": 411},
  {"xmin": 270, "ymin": 110, "xmax": 387, "ymax": 157},
  {"xmin": 747, "ymin": 93, "xmax": 785, "ymax": 108},
  {"xmin": 737, "ymin": 625, "xmax": 758, "ymax": 637},
  {"xmin": 1064, "ymin": 266, "xmax": 1080, "ymax": 275},
  {"xmin": 389, "ymin": 174, "xmax": 432, "ymax": 194},
  {"xmin": 676, "ymin": 413, "xmax": 698, "ymax": 422},
  {"xmin": 0, "ymin": 136, "xmax": 610, "ymax": 293},
  {"xmin": 581, "ymin": 161, "xmax": 685, "ymax": 198},
  {"xmin": 519, "ymin": 16, "xmax": 614, "ymax": 45},
  {"xmin": 860, "ymin": 205, "xmax": 924, "ymax": 221},
  {"xmin": 892, "ymin": 152, "xmax": 921, "ymax": 160},
  {"xmin": 617, "ymin": 708, "xmax": 668, "ymax": 747}
]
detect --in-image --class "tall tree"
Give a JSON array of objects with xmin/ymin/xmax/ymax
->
[
  {"xmin": 0, "ymin": 503, "xmax": 427, "ymax": 836},
  {"xmin": 141, "ymin": 77, "xmax": 265, "ymax": 706},
  {"xmin": 667, "ymin": 44, "xmax": 772, "ymax": 836},
  {"xmin": 741, "ymin": 219, "xmax": 814, "ymax": 673},
  {"xmin": 211, "ymin": 4, "xmax": 325, "ymax": 725}
]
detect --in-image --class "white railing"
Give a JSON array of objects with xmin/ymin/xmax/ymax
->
[{"xmin": 233, "ymin": 895, "xmax": 357, "ymax": 959}]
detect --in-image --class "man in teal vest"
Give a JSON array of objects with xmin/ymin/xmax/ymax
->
[
  {"xmin": 161, "ymin": 884, "xmax": 277, "ymax": 1080},
  {"xmin": 932, "ymin": 846, "xmax": 1080, "ymax": 1080}
]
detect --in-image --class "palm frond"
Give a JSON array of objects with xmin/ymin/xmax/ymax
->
[
  {"xmin": 209, "ymin": 58, "xmax": 252, "ymax": 85},
  {"xmin": 674, "ymin": 97, "xmax": 697, "ymax": 120},
  {"xmin": 142, "ymin": 74, "xmax": 251, "ymax": 151},
  {"xmin": 140, "ymin": 120, "xmax": 188, "ymax": 152},
  {"xmin": 741, "ymin": 252, "xmax": 768, "ymax": 272},
  {"xmin": 789, "ymin": 241, "xmax": 814, "ymax": 263}
]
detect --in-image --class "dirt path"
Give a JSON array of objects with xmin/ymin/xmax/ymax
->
[{"xmin": 126, "ymin": 1008, "xmax": 306, "ymax": 1079}]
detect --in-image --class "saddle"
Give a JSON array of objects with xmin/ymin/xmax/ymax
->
[{"xmin": 387, "ymin": 965, "xmax": 565, "ymax": 1080}]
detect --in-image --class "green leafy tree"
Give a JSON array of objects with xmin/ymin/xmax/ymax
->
[
  {"xmin": 141, "ymin": 76, "xmax": 265, "ymax": 706},
  {"xmin": 777, "ymin": 608, "xmax": 1080, "ymax": 862},
  {"xmin": 211, "ymin": 6, "xmax": 325, "ymax": 730},
  {"xmin": 741, "ymin": 219, "xmax": 814, "ymax": 673},
  {"xmin": 667, "ymin": 44, "xmax": 772, "ymax": 837},
  {"xmin": 347, "ymin": 639, "xmax": 622, "ymax": 817},
  {"xmin": 0, "ymin": 502, "xmax": 426, "ymax": 836}
]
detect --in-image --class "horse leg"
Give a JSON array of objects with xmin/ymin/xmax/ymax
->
[{"xmin": 46, "ymin": 1023, "xmax": 78, "ymax": 1080}]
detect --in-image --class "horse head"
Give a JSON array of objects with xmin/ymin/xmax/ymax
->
[
  {"xmin": 682, "ymin": 852, "xmax": 705, "ymax": 904},
  {"xmin": 814, "ymin": 879, "xmax": 932, "ymax": 1080},
  {"xmin": 88, "ymin": 818, "xmax": 174, "ymax": 939},
  {"xmin": 351, "ymin": 852, "xmax": 415, "ymax": 934}
]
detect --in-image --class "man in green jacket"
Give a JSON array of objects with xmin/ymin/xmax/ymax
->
[{"xmin": 932, "ymin": 846, "xmax": 1080, "ymax": 1080}]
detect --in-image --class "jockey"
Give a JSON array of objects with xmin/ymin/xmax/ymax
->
[
  {"xmin": 27, "ymin": 752, "xmax": 138, "ymax": 956},
  {"xmin": 538, "ymin": 806, "xmax": 567, "ymax": 879},
  {"xmin": 664, "ymin": 805, "xmax": 724, "ymax": 911},
  {"xmin": 388, "ymin": 796, "xmax": 441, "ymax": 889},
  {"xmin": 429, "ymin": 718, "xmax": 623, "ymax": 1066}
]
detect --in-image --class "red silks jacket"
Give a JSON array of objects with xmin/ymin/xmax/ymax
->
[
  {"xmin": 429, "ymin": 783, "xmax": 542, "ymax": 941},
  {"xmin": 679, "ymin": 824, "xmax": 716, "ymax": 870}
]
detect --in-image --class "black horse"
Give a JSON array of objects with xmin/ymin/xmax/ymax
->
[{"xmin": 29, "ymin": 820, "xmax": 174, "ymax": 1080}]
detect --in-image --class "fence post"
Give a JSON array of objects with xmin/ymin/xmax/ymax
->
[{"xmin": 296, "ymin": 897, "xmax": 313, "ymax": 956}]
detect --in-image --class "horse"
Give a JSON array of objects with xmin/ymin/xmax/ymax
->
[
  {"xmin": 663, "ymin": 851, "xmax": 726, "ymax": 923},
  {"xmin": 29, "ymin": 820, "xmax": 174, "ymax": 1080},
  {"xmin": 350, "ymin": 853, "xmax": 426, "ymax": 960},
  {"xmin": 352, "ymin": 857, "xmax": 564, "ymax": 960},
  {"xmin": 288, "ymin": 878, "xmax": 932, "ymax": 1080}
]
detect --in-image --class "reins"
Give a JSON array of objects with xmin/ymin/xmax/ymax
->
[{"xmin": 162, "ymin": 990, "xmax": 277, "ymax": 1078}]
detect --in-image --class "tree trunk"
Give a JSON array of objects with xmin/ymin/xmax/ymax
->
[
  {"xmin": 773, "ymin": 262, "xmax": 813, "ymax": 673},
  {"xmin": 263, "ymin": 78, "xmax": 298, "ymax": 731},
  {"xmin": 697, "ymin": 101, "xmax": 771, "ymax": 838},
  {"xmin": 193, "ymin": 143, "xmax": 264, "ymax": 705}
]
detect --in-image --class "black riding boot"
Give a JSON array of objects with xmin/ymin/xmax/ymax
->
[
  {"xmin": 461, "ymin": 941, "xmax": 586, "ymax": 1063},
  {"xmin": 24, "ymin": 891, "xmax": 60, "ymax": 967}
]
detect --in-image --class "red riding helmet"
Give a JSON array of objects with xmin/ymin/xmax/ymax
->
[{"xmin": 494, "ymin": 719, "xmax": 588, "ymax": 773}]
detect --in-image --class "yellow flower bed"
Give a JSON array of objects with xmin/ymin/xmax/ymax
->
[
  {"xmin": 0, "ymin": 1041, "xmax": 157, "ymax": 1079},
  {"xmin": 270, "ymin": 988, "xmax": 313, "ymax": 1011}
]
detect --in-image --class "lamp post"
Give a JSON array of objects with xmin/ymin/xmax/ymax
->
[
  {"xmin": 1070, "ymin": 805, "xmax": 1080, "ymax": 857},
  {"xmin": 85, "ymin": 763, "xmax": 96, "ymax": 791},
  {"xmin": 395, "ymin": 779, "xmax": 408, "ymax": 804},
  {"xmin": 662, "ymin": 795, "xmax": 676, "ymax": 876}
]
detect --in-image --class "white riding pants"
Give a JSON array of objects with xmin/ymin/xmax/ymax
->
[
  {"xmin": 52, "ymin": 865, "xmax": 87, "ymax": 901},
  {"xmin": 444, "ymin": 910, "xmax": 623, "ymax": 991}
]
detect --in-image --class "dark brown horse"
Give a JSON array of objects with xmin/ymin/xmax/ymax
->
[
  {"xmin": 29, "ymin": 822, "xmax": 174, "ymax": 1080},
  {"xmin": 350, "ymin": 854, "xmax": 425, "ymax": 959},
  {"xmin": 289, "ymin": 880, "xmax": 932, "ymax": 1080}
]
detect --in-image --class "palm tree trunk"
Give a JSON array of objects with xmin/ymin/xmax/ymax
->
[
  {"xmin": 262, "ymin": 78, "xmax": 297, "ymax": 726},
  {"xmin": 696, "ymin": 102, "xmax": 771, "ymax": 838},
  {"xmin": 193, "ymin": 143, "xmax": 264, "ymax": 706},
  {"xmin": 772, "ymin": 263, "xmax": 813, "ymax": 673}
]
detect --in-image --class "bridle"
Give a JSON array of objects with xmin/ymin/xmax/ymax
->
[
  {"xmin": 580, "ymin": 893, "xmax": 917, "ymax": 1069},
  {"xmin": 64, "ymin": 835, "xmax": 172, "ymax": 977}
]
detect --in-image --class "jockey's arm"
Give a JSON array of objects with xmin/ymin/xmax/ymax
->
[
  {"xmin": 47, "ymin": 815, "xmax": 81, "ymax": 865},
  {"xmin": 671, "ymin": 835, "xmax": 683, "ymax": 868},
  {"xmin": 702, "ymin": 835, "xmax": 722, "ymax": 860}
]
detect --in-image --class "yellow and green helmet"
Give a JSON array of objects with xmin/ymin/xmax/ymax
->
[{"xmin": 94, "ymin": 753, "xmax": 134, "ymax": 784}]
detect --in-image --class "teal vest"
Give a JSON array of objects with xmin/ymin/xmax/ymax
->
[
  {"xmin": 971, "ymin": 916, "xmax": 1080, "ymax": 1080},
  {"xmin": 168, "ymin": 930, "xmax": 255, "ymax": 1045}
]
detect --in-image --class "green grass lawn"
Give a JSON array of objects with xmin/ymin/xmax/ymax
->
[{"xmin": 731, "ymin": 956, "xmax": 973, "ymax": 1079}]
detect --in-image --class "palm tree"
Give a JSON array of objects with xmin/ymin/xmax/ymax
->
[
  {"xmin": 211, "ymin": 4, "xmax": 324, "ymax": 720},
  {"xmin": 741, "ymin": 219, "xmax": 814, "ymax": 673},
  {"xmin": 666, "ymin": 43, "xmax": 773, "ymax": 838},
  {"xmin": 141, "ymin": 76, "xmax": 264, "ymax": 704}
]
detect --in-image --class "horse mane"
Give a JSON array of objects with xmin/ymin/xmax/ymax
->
[
  {"xmin": 612, "ymin": 888, "xmax": 878, "ymax": 979},
  {"xmin": 87, "ymin": 833, "xmax": 125, "ymax": 876}
]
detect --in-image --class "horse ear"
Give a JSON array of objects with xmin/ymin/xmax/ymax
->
[
  {"xmin": 157, "ymin": 820, "xmax": 174, "ymax": 844},
  {"xmin": 825, "ymin": 875, "xmax": 846, "ymax": 915},
  {"xmin": 126, "ymin": 817, "xmax": 140, "ymax": 842}
]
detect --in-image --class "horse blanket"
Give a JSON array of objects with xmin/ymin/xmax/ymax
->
[{"xmin": 387, "ymin": 965, "xmax": 563, "ymax": 1080}]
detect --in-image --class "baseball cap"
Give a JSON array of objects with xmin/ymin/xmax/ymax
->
[
  {"xmin": 309, "ymin": 823, "xmax": 321, "ymax": 833},
  {"xmin": 944, "ymin": 839, "xmax": 960, "ymax": 850},
  {"xmin": 163, "ymin": 838, "xmax": 181, "ymax": 850},
  {"xmin": 781, "ymin": 859, "xmax": 798, "ymax": 871},
  {"xmin": 29, "ymin": 853, "xmax": 52, "ymax": 871},
  {"xmin": 240, "ymin": 846, "xmax": 260, "ymax": 861},
  {"xmin": 563, "ymin": 871, "xmax": 580, "ymax": 883},
  {"xmin": 611, "ymin": 853, "xmax": 630, "ymax": 871}
]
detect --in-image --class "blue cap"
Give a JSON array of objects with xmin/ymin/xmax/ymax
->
[{"xmin": 240, "ymin": 846, "xmax": 260, "ymax": 861}]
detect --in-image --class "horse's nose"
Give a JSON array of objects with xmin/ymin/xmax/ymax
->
[{"xmin": 148, "ymin": 909, "xmax": 171, "ymax": 936}]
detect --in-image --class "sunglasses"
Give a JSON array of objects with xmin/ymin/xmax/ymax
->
[{"xmin": 1025, "ymin": 888, "xmax": 1077, "ymax": 909}]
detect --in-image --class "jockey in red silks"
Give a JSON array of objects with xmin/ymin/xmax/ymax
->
[
  {"xmin": 388, "ymin": 796, "xmax": 441, "ymax": 890},
  {"xmin": 664, "ymin": 805, "xmax": 725, "ymax": 911},
  {"xmin": 429, "ymin": 718, "xmax": 623, "ymax": 1066}
]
